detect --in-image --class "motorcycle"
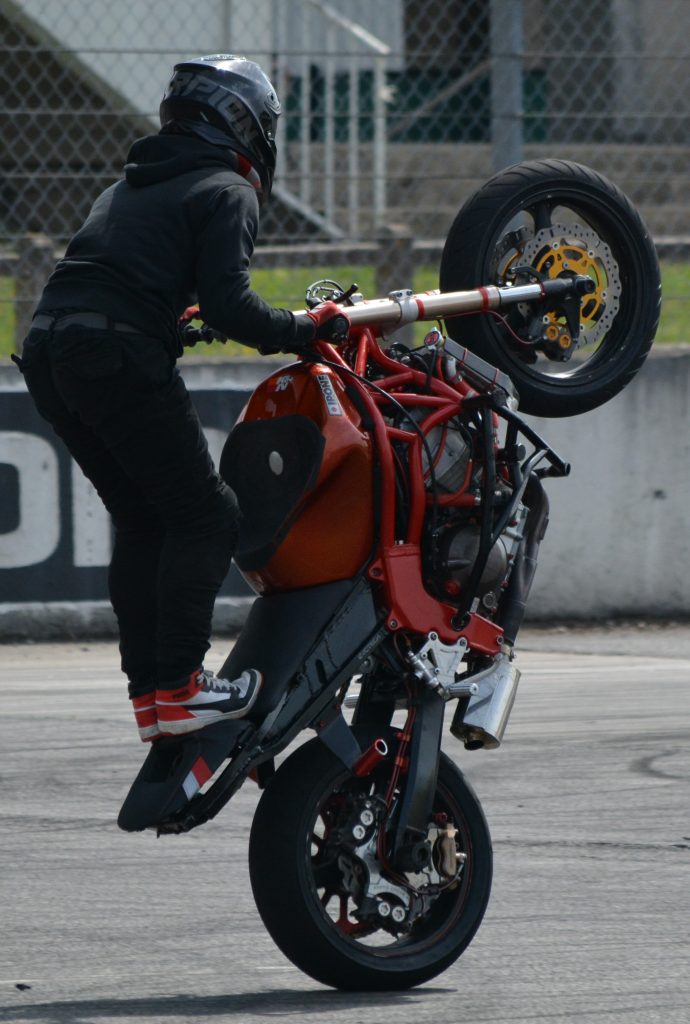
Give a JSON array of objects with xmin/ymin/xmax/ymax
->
[{"xmin": 118, "ymin": 160, "xmax": 661, "ymax": 990}]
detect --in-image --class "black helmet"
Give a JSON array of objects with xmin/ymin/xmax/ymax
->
[{"xmin": 160, "ymin": 54, "xmax": 280, "ymax": 199}]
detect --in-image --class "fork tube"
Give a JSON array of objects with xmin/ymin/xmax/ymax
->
[{"xmin": 391, "ymin": 686, "xmax": 445, "ymax": 872}]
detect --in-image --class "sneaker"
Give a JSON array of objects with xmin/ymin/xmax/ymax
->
[
  {"xmin": 131, "ymin": 692, "xmax": 162, "ymax": 742},
  {"xmin": 156, "ymin": 667, "xmax": 263, "ymax": 736}
]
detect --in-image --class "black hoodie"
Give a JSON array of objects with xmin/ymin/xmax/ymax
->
[{"xmin": 36, "ymin": 134, "xmax": 311, "ymax": 355}]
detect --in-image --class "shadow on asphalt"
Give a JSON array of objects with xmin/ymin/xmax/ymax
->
[{"xmin": 0, "ymin": 986, "xmax": 454, "ymax": 1022}]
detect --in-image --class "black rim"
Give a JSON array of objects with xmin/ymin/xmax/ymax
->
[
  {"xmin": 303, "ymin": 760, "xmax": 478, "ymax": 961},
  {"xmin": 473, "ymin": 184, "xmax": 645, "ymax": 389}
]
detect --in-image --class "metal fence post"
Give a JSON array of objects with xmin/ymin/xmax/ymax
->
[
  {"xmin": 373, "ymin": 53, "xmax": 388, "ymax": 230},
  {"xmin": 490, "ymin": 0, "xmax": 524, "ymax": 172},
  {"xmin": 375, "ymin": 225, "xmax": 415, "ymax": 344}
]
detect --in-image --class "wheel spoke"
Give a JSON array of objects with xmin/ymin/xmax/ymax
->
[
  {"xmin": 312, "ymin": 859, "xmax": 341, "ymax": 891},
  {"xmin": 334, "ymin": 896, "xmax": 371, "ymax": 936},
  {"xmin": 337, "ymin": 895, "xmax": 349, "ymax": 926},
  {"xmin": 320, "ymin": 887, "xmax": 336, "ymax": 908}
]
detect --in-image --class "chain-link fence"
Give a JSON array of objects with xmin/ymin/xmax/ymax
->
[{"xmin": 1, "ymin": 0, "xmax": 689, "ymax": 343}]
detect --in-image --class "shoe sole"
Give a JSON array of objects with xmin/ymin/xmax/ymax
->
[
  {"xmin": 156, "ymin": 676, "xmax": 262, "ymax": 736},
  {"xmin": 139, "ymin": 724, "xmax": 163, "ymax": 742}
]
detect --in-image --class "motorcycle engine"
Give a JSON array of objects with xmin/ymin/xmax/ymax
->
[
  {"xmin": 410, "ymin": 410, "xmax": 471, "ymax": 494},
  {"xmin": 403, "ymin": 400, "xmax": 527, "ymax": 608},
  {"xmin": 436, "ymin": 506, "xmax": 528, "ymax": 606},
  {"xmin": 423, "ymin": 423, "xmax": 471, "ymax": 493}
]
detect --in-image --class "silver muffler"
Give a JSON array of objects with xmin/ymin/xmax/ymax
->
[{"xmin": 450, "ymin": 653, "xmax": 521, "ymax": 750}]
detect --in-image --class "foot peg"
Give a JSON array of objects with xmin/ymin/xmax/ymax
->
[{"xmin": 117, "ymin": 719, "xmax": 247, "ymax": 832}]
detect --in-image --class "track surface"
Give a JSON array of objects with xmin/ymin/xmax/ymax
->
[{"xmin": 1, "ymin": 628, "xmax": 689, "ymax": 1023}]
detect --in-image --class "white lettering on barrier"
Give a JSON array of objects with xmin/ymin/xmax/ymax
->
[
  {"xmin": 0, "ymin": 425, "xmax": 230, "ymax": 571},
  {"xmin": 71, "ymin": 463, "xmax": 112, "ymax": 567},
  {"xmin": 0, "ymin": 431, "xmax": 60, "ymax": 569}
]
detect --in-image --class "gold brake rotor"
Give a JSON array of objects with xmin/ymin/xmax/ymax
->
[{"xmin": 519, "ymin": 223, "xmax": 621, "ymax": 349}]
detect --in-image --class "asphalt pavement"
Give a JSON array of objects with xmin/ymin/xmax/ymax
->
[{"xmin": 1, "ymin": 624, "xmax": 689, "ymax": 1024}]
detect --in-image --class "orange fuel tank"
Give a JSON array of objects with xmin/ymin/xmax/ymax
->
[{"xmin": 220, "ymin": 361, "xmax": 375, "ymax": 594}]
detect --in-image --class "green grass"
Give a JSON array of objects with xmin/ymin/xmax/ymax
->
[
  {"xmin": 651, "ymin": 263, "xmax": 690, "ymax": 343},
  {"xmin": 1, "ymin": 261, "xmax": 687, "ymax": 358},
  {"xmin": 0, "ymin": 277, "xmax": 14, "ymax": 355}
]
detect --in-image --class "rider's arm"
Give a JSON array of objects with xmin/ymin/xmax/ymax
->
[{"xmin": 194, "ymin": 183, "xmax": 313, "ymax": 353}]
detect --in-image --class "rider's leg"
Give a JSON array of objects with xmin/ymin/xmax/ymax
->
[
  {"xmin": 22, "ymin": 326, "xmax": 261, "ymax": 737},
  {"xmin": 21, "ymin": 328, "xmax": 164, "ymax": 738}
]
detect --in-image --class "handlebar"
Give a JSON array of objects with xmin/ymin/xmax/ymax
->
[
  {"xmin": 292, "ymin": 274, "xmax": 595, "ymax": 335},
  {"xmin": 183, "ymin": 273, "xmax": 592, "ymax": 350}
]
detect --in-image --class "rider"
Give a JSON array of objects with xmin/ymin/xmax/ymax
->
[{"xmin": 18, "ymin": 55, "xmax": 346, "ymax": 742}]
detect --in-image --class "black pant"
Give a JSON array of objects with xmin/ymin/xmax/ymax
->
[{"xmin": 20, "ymin": 323, "xmax": 239, "ymax": 696}]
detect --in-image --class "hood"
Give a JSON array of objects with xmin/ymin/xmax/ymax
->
[{"xmin": 124, "ymin": 134, "xmax": 243, "ymax": 187}]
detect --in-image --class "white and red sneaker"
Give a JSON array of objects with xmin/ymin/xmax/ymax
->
[
  {"xmin": 156, "ymin": 667, "xmax": 263, "ymax": 736},
  {"xmin": 131, "ymin": 692, "xmax": 162, "ymax": 742}
]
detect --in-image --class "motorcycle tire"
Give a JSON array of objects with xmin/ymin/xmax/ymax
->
[
  {"xmin": 248, "ymin": 730, "xmax": 492, "ymax": 991},
  {"xmin": 439, "ymin": 159, "xmax": 662, "ymax": 418}
]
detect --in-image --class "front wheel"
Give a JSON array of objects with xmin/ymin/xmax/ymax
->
[
  {"xmin": 440, "ymin": 159, "xmax": 662, "ymax": 417},
  {"xmin": 248, "ymin": 732, "xmax": 492, "ymax": 990}
]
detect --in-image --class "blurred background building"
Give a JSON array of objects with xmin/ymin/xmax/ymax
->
[{"xmin": 1, "ymin": 0, "xmax": 688, "ymax": 248}]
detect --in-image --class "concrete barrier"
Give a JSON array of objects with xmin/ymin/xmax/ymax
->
[
  {"xmin": 527, "ymin": 346, "xmax": 690, "ymax": 619},
  {"xmin": 1, "ymin": 347, "xmax": 688, "ymax": 639}
]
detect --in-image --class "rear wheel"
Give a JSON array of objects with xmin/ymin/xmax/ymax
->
[
  {"xmin": 440, "ymin": 159, "xmax": 661, "ymax": 417},
  {"xmin": 249, "ymin": 731, "xmax": 492, "ymax": 990}
]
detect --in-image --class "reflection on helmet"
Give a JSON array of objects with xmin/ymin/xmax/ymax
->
[{"xmin": 160, "ymin": 54, "xmax": 280, "ymax": 201}]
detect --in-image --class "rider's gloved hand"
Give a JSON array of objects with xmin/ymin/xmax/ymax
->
[
  {"xmin": 305, "ymin": 301, "xmax": 350, "ymax": 342},
  {"xmin": 178, "ymin": 305, "xmax": 228, "ymax": 343}
]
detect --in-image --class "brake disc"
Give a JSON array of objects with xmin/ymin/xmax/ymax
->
[{"xmin": 519, "ymin": 223, "xmax": 621, "ymax": 348}]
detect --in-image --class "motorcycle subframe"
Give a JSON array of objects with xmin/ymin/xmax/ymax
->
[{"xmin": 118, "ymin": 575, "xmax": 387, "ymax": 834}]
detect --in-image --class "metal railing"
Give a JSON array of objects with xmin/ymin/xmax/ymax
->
[{"xmin": 273, "ymin": 0, "xmax": 390, "ymax": 237}]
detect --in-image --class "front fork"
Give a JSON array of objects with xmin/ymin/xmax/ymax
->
[
  {"xmin": 316, "ymin": 680, "xmax": 445, "ymax": 874},
  {"xmin": 389, "ymin": 685, "xmax": 446, "ymax": 872}
]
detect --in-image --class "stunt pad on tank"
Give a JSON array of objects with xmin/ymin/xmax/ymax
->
[{"xmin": 220, "ymin": 361, "xmax": 374, "ymax": 593}]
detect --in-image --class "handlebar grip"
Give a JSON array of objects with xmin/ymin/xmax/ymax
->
[
  {"xmin": 541, "ymin": 274, "xmax": 596, "ymax": 299},
  {"xmin": 330, "ymin": 314, "xmax": 350, "ymax": 340}
]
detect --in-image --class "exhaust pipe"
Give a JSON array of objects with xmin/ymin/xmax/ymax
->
[{"xmin": 450, "ymin": 653, "xmax": 521, "ymax": 750}]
